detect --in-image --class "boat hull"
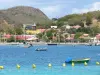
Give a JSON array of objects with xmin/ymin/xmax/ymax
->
[
  {"xmin": 47, "ymin": 44, "xmax": 57, "ymax": 45},
  {"xmin": 36, "ymin": 49, "xmax": 47, "ymax": 51},
  {"xmin": 65, "ymin": 58, "xmax": 90, "ymax": 63},
  {"xmin": 35, "ymin": 48, "xmax": 47, "ymax": 51}
]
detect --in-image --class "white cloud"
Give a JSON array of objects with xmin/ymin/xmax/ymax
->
[
  {"xmin": 72, "ymin": 2, "xmax": 100, "ymax": 14},
  {"xmin": 0, "ymin": 0, "xmax": 75, "ymax": 18},
  {"xmin": 40, "ymin": 5, "xmax": 62, "ymax": 18},
  {"xmin": 0, "ymin": 0, "xmax": 16, "ymax": 3},
  {"xmin": 41, "ymin": 5, "xmax": 60, "ymax": 13}
]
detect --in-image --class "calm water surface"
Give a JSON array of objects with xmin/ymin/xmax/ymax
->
[{"xmin": 0, "ymin": 45, "xmax": 100, "ymax": 75}]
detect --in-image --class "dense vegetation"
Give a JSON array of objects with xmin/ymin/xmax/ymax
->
[{"xmin": 57, "ymin": 11, "xmax": 100, "ymax": 26}]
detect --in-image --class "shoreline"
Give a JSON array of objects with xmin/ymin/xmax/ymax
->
[{"xmin": 0, "ymin": 42, "xmax": 89, "ymax": 45}]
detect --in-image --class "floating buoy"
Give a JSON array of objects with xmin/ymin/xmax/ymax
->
[
  {"xmin": 32, "ymin": 64, "xmax": 36, "ymax": 68},
  {"xmin": 48, "ymin": 63, "xmax": 52, "ymax": 67},
  {"xmin": 72, "ymin": 62, "xmax": 75, "ymax": 67},
  {"xmin": 62, "ymin": 63, "xmax": 66, "ymax": 67},
  {"xmin": 16, "ymin": 64, "xmax": 20, "ymax": 69},
  {"xmin": 84, "ymin": 62, "xmax": 88, "ymax": 66},
  {"xmin": 0, "ymin": 66, "xmax": 4, "ymax": 69},
  {"xmin": 96, "ymin": 62, "xmax": 100, "ymax": 65}
]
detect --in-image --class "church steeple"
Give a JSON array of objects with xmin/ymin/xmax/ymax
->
[{"xmin": 32, "ymin": 23, "xmax": 36, "ymax": 30}]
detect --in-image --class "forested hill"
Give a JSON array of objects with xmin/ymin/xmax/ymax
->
[
  {"xmin": 57, "ymin": 11, "xmax": 100, "ymax": 27},
  {"xmin": 0, "ymin": 6, "xmax": 51, "ymax": 25}
]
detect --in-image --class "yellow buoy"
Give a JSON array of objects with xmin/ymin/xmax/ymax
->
[
  {"xmin": 0, "ymin": 66, "xmax": 4, "ymax": 69},
  {"xmin": 72, "ymin": 62, "xmax": 75, "ymax": 67},
  {"xmin": 48, "ymin": 63, "xmax": 52, "ymax": 67},
  {"xmin": 84, "ymin": 62, "xmax": 88, "ymax": 66},
  {"xmin": 16, "ymin": 64, "xmax": 20, "ymax": 69},
  {"xmin": 32, "ymin": 64, "xmax": 36, "ymax": 68},
  {"xmin": 96, "ymin": 62, "xmax": 100, "ymax": 65},
  {"xmin": 62, "ymin": 63, "xmax": 66, "ymax": 67}
]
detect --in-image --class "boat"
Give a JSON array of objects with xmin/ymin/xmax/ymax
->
[
  {"xmin": 65, "ymin": 57, "xmax": 90, "ymax": 63},
  {"xmin": 47, "ymin": 43, "xmax": 57, "ymax": 45},
  {"xmin": 35, "ymin": 48, "xmax": 47, "ymax": 51}
]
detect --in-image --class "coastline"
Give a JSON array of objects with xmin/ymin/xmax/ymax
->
[
  {"xmin": 0, "ymin": 42, "xmax": 89, "ymax": 46},
  {"xmin": 0, "ymin": 42, "xmax": 23, "ymax": 45}
]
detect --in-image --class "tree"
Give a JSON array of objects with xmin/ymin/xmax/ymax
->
[
  {"xmin": 7, "ymin": 36, "xmax": 15, "ymax": 42},
  {"xmin": 56, "ymin": 21, "xmax": 64, "ymax": 27},
  {"xmin": 52, "ymin": 18, "xmax": 58, "ymax": 21},
  {"xmin": 77, "ymin": 27, "xmax": 92, "ymax": 34},
  {"xmin": 74, "ymin": 32, "xmax": 83, "ymax": 39},
  {"xmin": 14, "ymin": 26, "xmax": 23, "ymax": 35},
  {"xmin": 97, "ymin": 15, "xmax": 100, "ymax": 21},
  {"xmin": 86, "ymin": 14, "xmax": 92, "ymax": 25},
  {"xmin": 67, "ymin": 28, "xmax": 77, "ymax": 34},
  {"xmin": 90, "ymin": 26, "xmax": 100, "ymax": 36}
]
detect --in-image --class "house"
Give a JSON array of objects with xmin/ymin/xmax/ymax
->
[
  {"xmin": 66, "ymin": 25, "xmax": 71, "ymax": 29},
  {"xmin": 96, "ymin": 34, "xmax": 100, "ymax": 40},
  {"xmin": 51, "ymin": 26, "xmax": 57, "ymax": 29},
  {"xmin": 26, "ymin": 29, "xmax": 46, "ymax": 35},
  {"xmin": 16, "ymin": 35, "xmax": 38, "ymax": 41},
  {"xmin": 79, "ymin": 34, "xmax": 90, "ymax": 40},
  {"xmin": 71, "ymin": 25, "xmax": 81, "ymax": 29}
]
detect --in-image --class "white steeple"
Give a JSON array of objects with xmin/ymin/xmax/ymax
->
[{"xmin": 32, "ymin": 23, "xmax": 36, "ymax": 26}]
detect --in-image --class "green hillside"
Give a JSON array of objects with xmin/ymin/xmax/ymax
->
[
  {"xmin": 57, "ymin": 11, "xmax": 100, "ymax": 27},
  {"xmin": 0, "ymin": 6, "xmax": 51, "ymax": 25}
]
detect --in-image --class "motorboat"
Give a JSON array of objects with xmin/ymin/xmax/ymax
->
[
  {"xmin": 65, "ymin": 57, "xmax": 90, "ymax": 63},
  {"xmin": 35, "ymin": 47, "xmax": 47, "ymax": 51},
  {"xmin": 47, "ymin": 43, "xmax": 57, "ymax": 45}
]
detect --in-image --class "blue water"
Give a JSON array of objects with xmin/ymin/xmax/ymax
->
[{"xmin": 0, "ymin": 45, "xmax": 100, "ymax": 75}]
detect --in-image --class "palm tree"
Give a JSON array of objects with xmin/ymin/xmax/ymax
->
[
  {"xmin": 56, "ymin": 29, "xmax": 61, "ymax": 43},
  {"xmin": 62, "ymin": 33, "xmax": 68, "ymax": 43}
]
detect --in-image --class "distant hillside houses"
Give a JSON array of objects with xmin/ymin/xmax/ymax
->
[
  {"xmin": 24, "ymin": 23, "xmax": 37, "ymax": 30},
  {"xmin": 4, "ymin": 34, "xmax": 38, "ymax": 41},
  {"xmin": 24, "ymin": 23, "xmax": 46, "ymax": 35},
  {"xmin": 26, "ymin": 29, "xmax": 45, "ymax": 35},
  {"xmin": 65, "ymin": 25, "xmax": 81, "ymax": 29},
  {"xmin": 51, "ymin": 26, "xmax": 57, "ymax": 29}
]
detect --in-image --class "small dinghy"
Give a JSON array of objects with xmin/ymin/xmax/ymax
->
[{"xmin": 35, "ymin": 47, "xmax": 47, "ymax": 51}]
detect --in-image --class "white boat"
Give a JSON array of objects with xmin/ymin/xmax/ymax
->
[{"xmin": 35, "ymin": 47, "xmax": 47, "ymax": 51}]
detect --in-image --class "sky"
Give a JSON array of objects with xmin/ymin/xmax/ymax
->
[{"xmin": 0, "ymin": 0, "xmax": 100, "ymax": 18}]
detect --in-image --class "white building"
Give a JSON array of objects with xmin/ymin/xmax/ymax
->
[
  {"xmin": 66, "ymin": 25, "xmax": 71, "ymax": 29},
  {"xmin": 51, "ymin": 26, "xmax": 57, "ymax": 29}
]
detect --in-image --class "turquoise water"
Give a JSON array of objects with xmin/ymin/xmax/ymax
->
[{"xmin": 0, "ymin": 45, "xmax": 100, "ymax": 75}]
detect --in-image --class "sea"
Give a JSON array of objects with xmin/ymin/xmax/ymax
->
[{"xmin": 0, "ymin": 45, "xmax": 100, "ymax": 75}]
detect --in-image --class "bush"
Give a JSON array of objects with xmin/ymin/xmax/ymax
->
[{"xmin": 7, "ymin": 36, "xmax": 15, "ymax": 42}]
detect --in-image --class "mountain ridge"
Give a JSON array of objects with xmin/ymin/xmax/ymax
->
[{"xmin": 0, "ymin": 6, "xmax": 51, "ymax": 25}]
